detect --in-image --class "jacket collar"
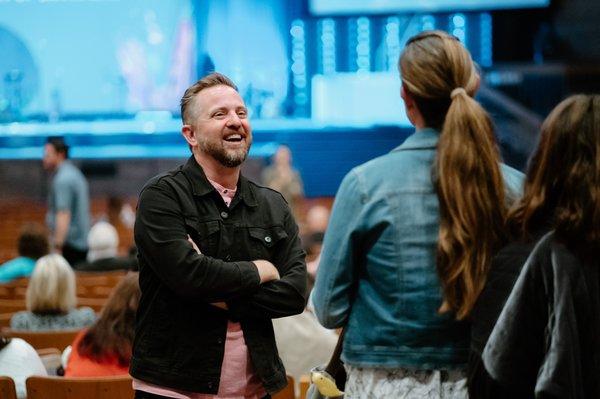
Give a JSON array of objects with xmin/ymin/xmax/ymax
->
[
  {"xmin": 181, "ymin": 156, "xmax": 258, "ymax": 207},
  {"xmin": 391, "ymin": 128, "xmax": 439, "ymax": 152}
]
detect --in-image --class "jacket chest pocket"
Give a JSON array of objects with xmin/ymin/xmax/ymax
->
[
  {"xmin": 185, "ymin": 219, "xmax": 220, "ymax": 256},
  {"xmin": 247, "ymin": 226, "xmax": 288, "ymax": 261}
]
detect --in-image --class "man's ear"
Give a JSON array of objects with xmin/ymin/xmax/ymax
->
[{"xmin": 181, "ymin": 125, "xmax": 197, "ymax": 147}]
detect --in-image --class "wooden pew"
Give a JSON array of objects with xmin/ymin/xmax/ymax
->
[
  {"xmin": 2, "ymin": 328, "xmax": 80, "ymax": 351},
  {"xmin": 26, "ymin": 375, "xmax": 134, "ymax": 399}
]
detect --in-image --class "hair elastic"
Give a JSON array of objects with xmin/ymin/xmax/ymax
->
[{"xmin": 450, "ymin": 87, "xmax": 467, "ymax": 99}]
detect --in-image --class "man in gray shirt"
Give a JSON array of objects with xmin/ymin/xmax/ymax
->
[{"xmin": 43, "ymin": 137, "xmax": 90, "ymax": 266}]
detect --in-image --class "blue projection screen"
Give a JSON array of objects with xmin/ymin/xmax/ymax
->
[{"xmin": 310, "ymin": 0, "xmax": 550, "ymax": 15}]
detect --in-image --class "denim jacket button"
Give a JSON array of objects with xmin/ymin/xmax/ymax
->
[
  {"xmin": 264, "ymin": 236, "xmax": 272, "ymax": 243},
  {"xmin": 220, "ymin": 211, "xmax": 228, "ymax": 219}
]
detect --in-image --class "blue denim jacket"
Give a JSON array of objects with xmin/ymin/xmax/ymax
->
[{"xmin": 312, "ymin": 128, "xmax": 524, "ymax": 370}]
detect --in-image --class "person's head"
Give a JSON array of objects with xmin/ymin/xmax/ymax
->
[
  {"xmin": 180, "ymin": 72, "xmax": 252, "ymax": 169},
  {"xmin": 78, "ymin": 272, "xmax": 140, "ymax": 366},
  {"xmin": 509, "ymin": 94, "xmax": 600, "ymax": 256},
  {"xmin": 43, "ymin": 136, "xmax": 69, "ymax": 171},
  {"xmin": 17, "ymin": 223, "xmax": 49, "ymax": 260},
  {"xmin": 87, "ymin": 221, "xmax": 119, "ymax": 262},
  {"xmin": 26, "ymin": 254, "xmax": 76, "ymax": 314},
  {"xmin": 306, "ymin": 205, "xmax": 330, "ymax": 234},
  {"xmin": 400, "ymin": 30, "xmax": 480, "ymax": 129},
  {"xmin": 273, "ymin": 145, "xmax": 292, "ymax": 167},
  {"xmin": 399, "ymin": 30, "xmax": 507, "ymax": 320}
]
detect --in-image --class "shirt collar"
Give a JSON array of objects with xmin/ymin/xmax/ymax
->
[
  {"xmin": 57, "ymin": 159, "xmax": 72, "ymax": 171},
  {"xmin": 181, "ymin": 156, "xmax": 258, "ymax": 207},
  {"xmin": 391, "ymin": 127, "xmax": 440, "ymax": 152}
]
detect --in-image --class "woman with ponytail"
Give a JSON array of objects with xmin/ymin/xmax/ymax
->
[{"xmin": 312, "ymin": 30, "xmax": 523, "ymax": 397}]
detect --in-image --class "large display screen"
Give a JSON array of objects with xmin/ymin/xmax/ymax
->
[
  {"xmin": 0, "ymin": 0, "xmax": 194, "ymax": 117},
  {"xmin": 310, "ymin": 0, "xmax": 550, "ymax": 15}
]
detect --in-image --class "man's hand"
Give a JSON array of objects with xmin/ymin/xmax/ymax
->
[
  {"xmin": 188, "ymin": 235, "xmax": 201, "ymax": 254},
  {"xmin": 252, "ymin": 260, "xmax": 280, "ymax": 283},
  {"xmin": 187, "ymin": 235, "xmax": 229, "ymax": 310},
  {"xmin": 211, "ymin": 302, "xmax": 228, "ymax": 310},
  {"xmin": 53, "ymin": 210, "xmax": 71, "ymax": 253}
]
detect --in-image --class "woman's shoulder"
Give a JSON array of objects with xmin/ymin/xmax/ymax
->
[
  {"xmin": 10, "ymin": 311, "xmax": 33, "ymax": 329},
  {"xmin": 71, "ymin": 306, "xmax": 95, "ymax": 316},
  {"xmin": 0, "ymin": 337, "xmax": 46, "ymax": 370},
  {"xmin": 68, "ymin": 307, "xmax": 97, "ymax": 323},
  {"xmin": 3, "ymin": 337, "xmax": 33, "ymax": 352}
]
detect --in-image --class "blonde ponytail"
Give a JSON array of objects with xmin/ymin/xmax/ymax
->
[
  {"xmin": 436, "ymin": 87, "xmax": 507, "ymax": 319},
  {"xmin": 400, "ymin": 31, "xmax": 508, "ymax": 319}
]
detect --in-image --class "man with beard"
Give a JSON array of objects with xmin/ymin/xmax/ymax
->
[{"xmin": 131, "ymin": 73, "xmax": 307, "ymax": 399}]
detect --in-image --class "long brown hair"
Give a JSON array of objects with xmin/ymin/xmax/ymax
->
[
  {"xmin": 77, "ymin": 272, "xmax": 140, "ymax": 366},
  {"xmin": 400, "ymin": 31, "xmax": 508, "ymax": 319},
  {"xmin": 509, "ymin": 94, "xmax": 600, "ymax": 257}
]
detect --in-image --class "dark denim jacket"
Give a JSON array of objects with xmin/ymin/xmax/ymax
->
[
  {"xmin": 131, "ymin": 156, "xmax": 307, "ymax": 394},
  {"xmin": 312, "ymin": 128, "xmax": 523, "ymax": 370}
]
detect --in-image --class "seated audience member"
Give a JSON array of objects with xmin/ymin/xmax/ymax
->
[
  {"xmin": 276, "ymin": 207, "xmax": 334, "ymax": 382},
  {"xmin": 74, "ymin": 221, "xmax": 137, "ymax": 272},
  {"xmin": 479, "ymin": 95, "xmax": 600, "ymax": 397},
  {"xmin": 10, "ymin": 254, "xmax": 96, "ymax": 331},
  {"xmin": 65, "ymin": 272, "xmax": 140, "ymax": 377},
  {"xmin": 0, "ymin": 333, "xmax": 47, "ymax": 399},
  {"xmin": 302, "ymin": 205, "xmax": 330, "ymax": 278},
  {"xmin": 302, "ymin": 205, "xmax": 329, "ymax": 252},
  {"xmin": 0, "ymin": 223, "xmax": 49, "ymax": 283},
  {"xmin": 107, "ymin": 196, "xmax": 135, "ymax": 253},
  {"xmin": 273, "ymin": 309, "xmax": 338, "ymax": 389}
]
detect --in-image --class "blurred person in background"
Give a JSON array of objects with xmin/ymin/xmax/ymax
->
[
  {"xmin": 43, "ymin": 136, "xmax": 90, "ymax": 266},
  {"xmin": 10, "ymin": 254, "xmax": 95, "ymax": 331},
  {"xmin": 480, "ymin": 95, "xmax": 600, "ymax": 398},
  {"xmin": 261, "ymin": 145, "xmax": 304, "ymax": 219},
  {"xmin": 65, "ymin": 272, "xmax": 140, "ymax": 377},
  {"xmin": 0, "ymin": 333, "xmax": 47, "ymax": 399},
  {"xmin": 0, "ymin": 223, "xmax": 49, "ymax": 283},
  {"xmin": 302, "ymin": 205, "xmax": 330, "ymax": 279},
  {"xmin": 74, "ymin": 221, "xmax": 137, "ymax": 272},
  {"xmin": 106, "ymin": 196, "xmax": 136, "ymax": 255},
  {"xmin": 312, "ymin": 30, "xmax": 523, "ymax": 397}
]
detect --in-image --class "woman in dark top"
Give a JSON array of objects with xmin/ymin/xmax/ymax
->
[{"xmin": 469, "ymin": 94, "xmax": 600, "ymax": 397}]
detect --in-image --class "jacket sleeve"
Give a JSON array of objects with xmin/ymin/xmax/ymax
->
[
  {"xmin": 311, "ymin": 170, "xmax": 364, "ymax": 329},
  {"xmin": 482, "ymin": 236, "xmax": 550, "ymax": 396},
  {"xmin": 533, "ymin": 241, "xmax": 593, "ymax": 398},
  {"xmin": 135, "ymin": 182, "xmax": 260, "ymax": 301},
  {"xmin": 227, "ymin": 207, "xmax": 307, "ymax": 320}
]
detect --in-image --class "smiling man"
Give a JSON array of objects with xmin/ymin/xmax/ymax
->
[{"xmin": 131, "ymin": 73, "xmax": 307, "ymax": 399}]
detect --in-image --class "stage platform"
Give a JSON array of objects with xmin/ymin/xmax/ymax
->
[{"xmin": 0, "ymin": 118, "xmax": 413, "ymax": 198}]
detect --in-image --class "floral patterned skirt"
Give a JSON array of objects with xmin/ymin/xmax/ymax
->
[{"xmin": 344, "ymin": 366, "xmax": 467, "ymax": 399}]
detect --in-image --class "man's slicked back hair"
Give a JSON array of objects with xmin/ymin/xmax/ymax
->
[{"xmin": 180, "ymin": 72, "xmax": 238, "ymax": 124}]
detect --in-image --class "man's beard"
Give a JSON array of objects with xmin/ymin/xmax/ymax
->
[{"xmin": 198, "ymin": 136, "xmax": 251, "ymax": 168}]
